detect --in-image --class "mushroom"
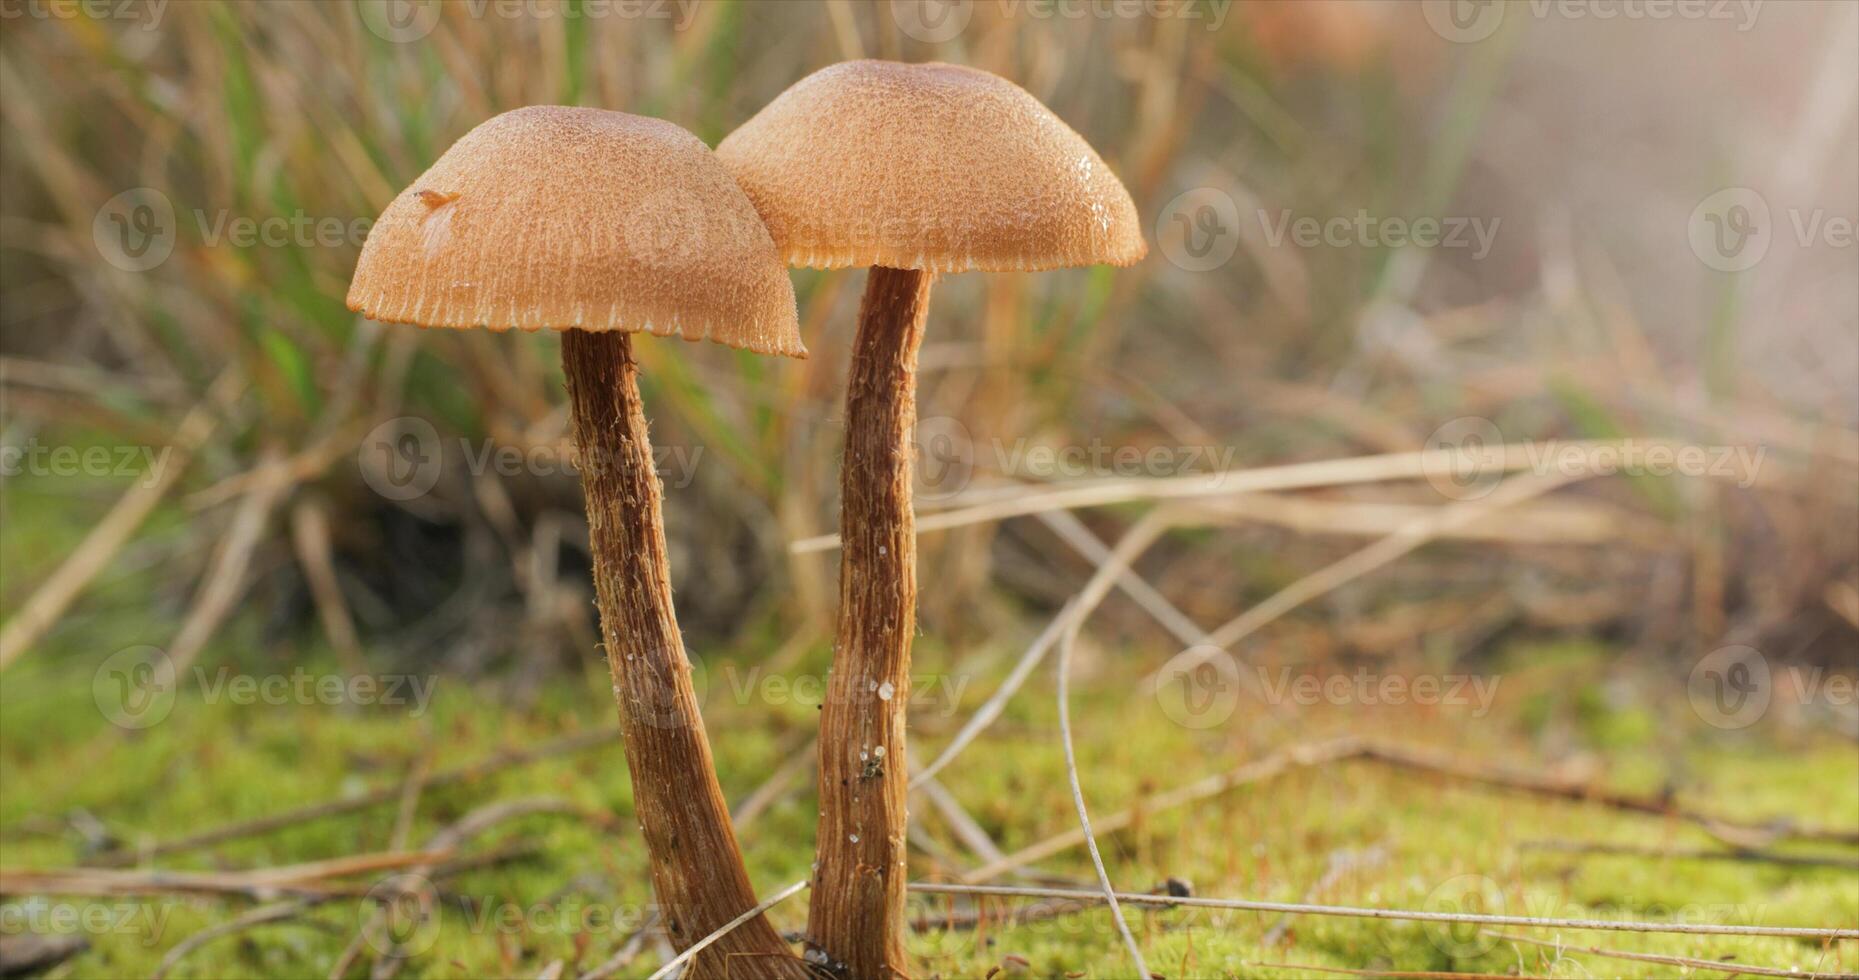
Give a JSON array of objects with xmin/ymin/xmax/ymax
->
[
  {"xmin": 349, "ymin": 105, "xmax": 811, "ymax": 978},
  {"xmin": 718, "ymin": 62, "xmax": 1145, "ymax": 977}
]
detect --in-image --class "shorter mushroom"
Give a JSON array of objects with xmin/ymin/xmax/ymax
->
[{"xmin": 350, "ymin": 105, "xmax": 811, "ymax": 978}]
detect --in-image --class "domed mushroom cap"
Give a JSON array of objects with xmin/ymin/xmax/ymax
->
[
  {"xmin": 348, "ymin": 106, "xmax": 804, "ymax": 358},
  {"xmin": 716, "ymin": 61, "xmax": 1145, "ymax": 274}
]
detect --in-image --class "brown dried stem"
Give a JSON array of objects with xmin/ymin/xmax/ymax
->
[
  {"xmin": 806, "ymin": 267, "xmax": 932, "ymax": 979},
  {"xmin": 562, "ymin": 329, "xmax": 806, "ymax": 978}
]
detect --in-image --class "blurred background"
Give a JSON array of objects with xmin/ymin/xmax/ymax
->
[{"xmin": 2, "ymin": 2, "xmax": 1855, "ymax": 978}]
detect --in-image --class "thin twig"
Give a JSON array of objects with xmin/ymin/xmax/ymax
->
[
  {"xmin": 962, "ymin": 737, "xmax": 1365, "ymax": 883},
  {"xmin": 151, "ymin": 900, "xmax": 326, "ymax": 979},
  {"xmin": 0, "ymin": 369, "xmax": 242, "ymax": 669},
  {"xmin": 1488, "ymin": 930, "xmax": 1859, "ymax": 979},
  {"xmin": 1148, "ymin": 471, "xmax": 1578, "ymax": 683},
  {"xmin": 1241, "ymin": 963, "xmax": 1532, "ymax": 980},
  {"xmin": 791, "ymin": 439, "xmax": 1755, "ymax": 553},
  {"xmin": 913, "ymin": 509, "xmax": 1173, "ymax": 788},
  {"xmin": 576, "ymin": 912, "xmax": 659, "ymax": 980},
  {"xmin": 3, "ymin": 849, "xmax": 454, "ymax": 895},
  {"xmin": 94, "ymin": 726, "xmax": 618, "ymax": 865},
  {"xmin": 1520, "ymin": 839, "xmax": 1859, "ymax": 870},
  {"xmin": 359, "ymin": 798, "xmax": 607, "ymax": 979},
  {"xmin": 1055, "ymin": 616, "xmax": 1151, "ymax": 979},
  {"xmin": 1356, "ymin": 743, "xmax": 1859, "ymax": 847},
  {"xmin": 909, "ymin": 883, "xmax": 1859, "ymax": 939},
  {"xmin": 643, "ymin": 879, "xmax": 808, "ymax": 980},
  {"xmin": 731, "ymin": 736, "xmax": 816, "ymax": 833},
  {"xmin": 166, "ymin": 448, "xmax": 294, "ymax": 675}
]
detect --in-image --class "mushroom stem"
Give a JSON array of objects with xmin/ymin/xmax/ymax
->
[
  {"xmin": 561, "ymin": 329, "xmax": 808, "ymax": 979},
  {"xmin": 808, "ymin": 267, "xmax": 932, "ymax": 978}
]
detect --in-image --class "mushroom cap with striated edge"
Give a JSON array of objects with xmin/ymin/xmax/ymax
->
[
  {"xmin": 716, "ymin": 61, "xmax": 1146, "ymax": 274},
  {"xmin": 348, "ymin": 105, "xmax": 805, "ymax": 358}
]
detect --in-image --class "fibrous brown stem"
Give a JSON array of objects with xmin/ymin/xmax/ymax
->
[
  {"xmin": 561, "ymin": 329, "xmax": 808, "ymax": 980},
  {"xmin": 806, "ymin": 267, "xmax": 933, "ymax": 979}
]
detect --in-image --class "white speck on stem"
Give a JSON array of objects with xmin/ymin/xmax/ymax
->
[{"xmin": 878, "ymin": 681, "xmax": 895, "ymax": 701}]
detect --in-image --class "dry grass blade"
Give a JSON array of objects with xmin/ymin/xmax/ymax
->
[
  {"xmin": 912, "ymin": 509, "xmax": 1173, "ymax": 788},
  {"xmin": 1149, "ymin": 471, "xmax": 1579, "ymax": 683},
  {"xmin": 151, "ymin": 900, "xmax": 325, "ymax": 980},
  {"xmin": 909, "ymin": 883, "xmax": 1859, "ymax": 939},
  {"xmin": 0, "ymin": 849, "xmax": 454, "ymax": 899},
  {"xmin": 1241, "ymin": 964, "xmax": 1537, "ymax": 980},
  {"xmin": 167, "ymin": 448, "xmax": 295, "ymax": 674},
  {"xmin": 731, "ymin": 736, "xmax": 816, "ymax": 833},
  {"xmin": 790, "ymin": 440, "xmax": 1744, "ymax": 554},
  {"xmin": 356, "ymin": 797, "xmax": 609, "ymax": 980},
  {"xmin": 93, "ymin": 726, "xmax": 618, "ymax": 865},
  {"xmin": 1055, "ymin": 616, "xmax": 1152, "ymax": 979},
  {"xmin": 642, "ymin": 878, "xmax": 808, "ymax": 980},
  {"xmin": 1488, "ymin": 930, "xmax": 1859, "ymax": 979},
  {"xmin": 0, "ymin": 370, "xmax": 243, "ymax": 670},
  {"xmin": 1520, "ymin": 839, "xmax": 1859, "ymax": 870},
  {"xmin": 289, "ymin": 496, "xmax": 364, "ymax": 674},
  {"xmin": 1357, "ymin": 743, "xmax": 1859, "ymax": 847},
  {"xmin": 909, "ymin": 749, "xmax": 1008, "ymax": 867},
  {"xmin": 963, "ymin": 737, "xmax": 1365, "ymax": 884},
  {"xmin": 576, "ymin": 912, "xmax": 659, "ymax": 980}
]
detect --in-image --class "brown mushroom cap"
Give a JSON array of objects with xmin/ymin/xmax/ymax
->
[
  {"xmin": 716, "ymin": 61, "xmax": 1146, "ymax": 274},
  {"xmin": 348, "ymin": 106, "xmax": 804, "ymax": 358}
]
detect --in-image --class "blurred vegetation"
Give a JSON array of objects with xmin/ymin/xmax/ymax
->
[{"xmin": 1, "ymin": 1, "xmax": 1856, "ymax": 977}]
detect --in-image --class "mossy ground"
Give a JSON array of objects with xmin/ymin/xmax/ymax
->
[{"xmin": 3, "ymin": 447, "xmax": 1855, "ymax": 979}]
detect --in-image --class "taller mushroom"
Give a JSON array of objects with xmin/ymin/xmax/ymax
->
[
  {"xmin": 718, "ymin": 61, "xmax": 1145, "ymax": 977},
  {"xmin": 349, "ymin": 106, "xmax": 811, "ymax": 978}
]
